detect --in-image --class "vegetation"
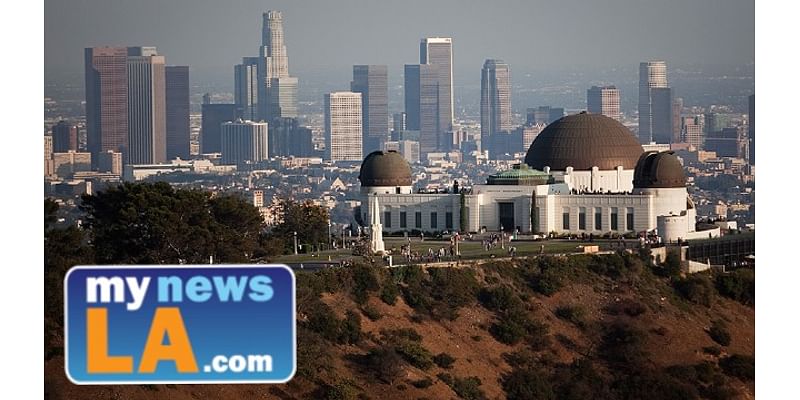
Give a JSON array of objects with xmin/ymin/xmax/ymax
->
[
  {"xmin": 674, "ymin": 273, "xmax": 716, "ymax": 306},
  {"xmin": 716, "ymin": 269, "xmax": 755, "ymax": 306},
  {"xmin": 433, "ymin": 352, "xmax": 456, "ymax": 369},
  {"xmin": 708, "ymin": 320, "xmax": 732, "ymax": 347},
  {"xmin": 719, "ymin": 354, "xmax": 755, "ymax": 380}
]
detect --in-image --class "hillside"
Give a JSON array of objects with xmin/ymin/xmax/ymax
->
[{"xmin": 45, "ymin": 252, "xmax": 755, "ymax": 399}]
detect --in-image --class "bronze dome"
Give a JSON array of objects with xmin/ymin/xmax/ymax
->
[
  {"xmin": 358, "ymin": 150, "xmax": 413, "ymax": 187},
  {"xmin": 633, "ymin": 151, "xmax": 686, "ymax": 188},
  {"xmin": 524, "ymin": 112, "xmax": 644, "ymax": 170}
]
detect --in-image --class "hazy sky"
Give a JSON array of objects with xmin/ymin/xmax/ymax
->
[{"xmin": 45, "ymin": 0, "xmax": 753, "ymax": 85}]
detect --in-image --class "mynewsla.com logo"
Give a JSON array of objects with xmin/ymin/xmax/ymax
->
[{"xmin": 64, "ymin": 265, "xmax": 296, "ymax": 384}]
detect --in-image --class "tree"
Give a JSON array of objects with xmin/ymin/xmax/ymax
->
[
  {"xmin": 270, "ymin": 197, "xmax": 330, "ymax": 253},
  {"xmin": 79, "ymin": 182, "xmax": 264, "ymax": 264}
]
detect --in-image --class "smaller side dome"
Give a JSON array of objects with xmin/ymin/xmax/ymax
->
[
  {"xmin": 358, "ymin": 150, "xmax": 413, "ymax": 187},
  {"xmin": 633, "ymin": 151, "xmax": 686, "ymax": 189}
]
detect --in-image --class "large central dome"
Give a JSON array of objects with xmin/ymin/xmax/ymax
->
[
  {"xmin": 524, "ymin": 112, "xmax": 644, "ymax": 170},
  {"xmin": 359, "ymin": 150, "xmax": 413, "ymax": 187}
]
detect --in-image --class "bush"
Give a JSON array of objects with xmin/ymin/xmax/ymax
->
[
  {"xmin": 400, "ymin": 267, "xmax": 479, "ymax": 321},
  {"xmin": 437, "ymin": 372, "xmax": 453, "ymax": 385},
  {"xmin": 448, "ymin": 376, "xmax": 486, "ymax": 400},
  {"xmin": 361, "ymin": 304, "xmax": 382, "ymax": 321},
  {"xmin": 364, "ymin": 346, "xmax": 404, "ymax": 384},
  {"xmin": 703, "ymin": 346, "xmax": 722, "ymax": 356},
  {"xmin": 411, "ymin": 377, "xmax": 434, "ymax": 388},
  {"xmin": 589, "ymin": 253, "xmax": 643, "ymax": 281},
  {"xmin": 478, "ymin": 286, "xmax": 521, "ymax": 312},
  {"xmin": 600, "ymin": 321, "xmax": 648, "ymax": 368},
  {"xmin": 379, "ymin": 282, "xmax": 400, "ymax": 305},
  {"xmin": 323, "ymin": 379, "xmax": 360, "ymax": 400},
  {"xmin": 716, "ymin": 269, "xmax": 755, "ymax": 306},
  {"xmin": 708, "ymin": 320, "xmax": 731, "ymax": 346},
  {"xmin": 351, "ymin": 263, "xmax": 380, "ymax": 304},
  {"xmin": 605, "ymin": 299, "xmax": 648, "ymax": 317},
  {"xmin": 719, "ymin": 354, "xmax": 755, "ymax": 380},
  {"xmin": 663, "ymin": 249, "xmax": 683, "ymax": 277},
  {"xmin": 433, "ymin": 352, "xmax": 456, "ymax": 369},
  {"xmin": 339, "ymin": 310, "xmax": 362, "ymax": 344},
  {"xmin": 306, "ymin": 301, "xmax": 342, "ymax": 342},
  {"xmin": 555, "ymin": 304, "xmax": 587, "ymax": 326},
  {"xmin": 552, "ymin": 359, "xmax": 611, "ymax": 400},
  {"xmin": 502, "ymin": 368, "xmax": 555, "ymax": 400},
  {"xmin": 382, "ymin": 328, "xmax": 433, "ymax": 370},
  {"xmin": 674, "ymin": 274, "xmax": 716, "ymax": 306}
]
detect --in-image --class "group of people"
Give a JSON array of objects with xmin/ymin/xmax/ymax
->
[{"xmin": 482, "ymin": 232, "xmax": 507, "ymax": 251}]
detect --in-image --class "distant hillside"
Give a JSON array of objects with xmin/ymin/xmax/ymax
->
[{"xmin": 45, "ymin": 252, "xmax": 755, "ymax": 400}]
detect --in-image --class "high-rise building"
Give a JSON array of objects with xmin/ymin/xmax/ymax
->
[
  {"xmin": 587, "ymin": 86, "xmax": 620, "ymax": 121},
  {"xmin": 52, "ymin": 120, "xmax": 78, "ymax": 152},
  {"xmin": 44, "ymin": 135, "xmax": 54, "ymax": 177},
  {"xmin": 257, "ymin": 11, "xmax": 298, "ymax": 121},
  {"xmin": 98, "ymin": 150, "xmax": 123, "ymax": 175},
  {"xmin": 748, "ymin": 94, "xmax": 755, "ymax": 165},
  {"xmin": 220, "ymin": 119, "xmax": 269, "ymax": 166},
  {"xmin": 165, "ymin": 66, "xmax": 190, "ymax": 160},
  {"xmin": 268, "ymin": 117, "xmax": 314, "ymax": 157},
  {"xmin": 638, "ymin": 60, "xmax": 669, "ymax": 144},
  {"xmin": 85, "ymin": 47, "xmax": 129, "ymax": 165},
  {"xmin": 392, "ymin": 112, "xmax": 407, "ymax": 135},
  {"xmin": 351, "ymin": 65, "xmax": 389, "ymax": 155},
  {"xmin": 706, "ymin": 127, "xmax": 748, "ymax": 158},
  {"xmin": 671, "ymin": 97, "xmax": 683, "ymax": 144},
  {"xmin": 325, "ymin": 92, "xmax": 363, "ymax": 162},
  {"xmin": 526, "ymin": 106, "xmax": 565, "ymax": 125},
  {"xmin": 404, "ymin": 64, "xmax": 439, "ymax": 156},
  {"xmin": 53, "ymin": 151, "xmax": 92, "ymax": 178},
  {"xmin": 651, "ymin": 87, "xmax": 673, "ymax": 144},
  {"xmin": 481, "ymin": 59, "xmax": 512, "ymax": 157},
  {"xmin": 201, "ymin": 103, "xmax": 239, "ymax": 154},
  {"xmin": 420, "ymin": 37, "xmax": 453, "ymax": 143},
  {"xmin": 704, "ymin": 112, "xmax": 731, "ymax": 135},
  {"xmin": 126, "ymin": 47, "xmax": 166, "ymax": 164},
  {"xmin": 682, "ymin": 116, "xmax": 704, "ymax": 149},
  {"xmin": 235, "ymin": 57, "xmax": 259, "ymax": 121}
]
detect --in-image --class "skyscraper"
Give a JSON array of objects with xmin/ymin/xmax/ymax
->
[
  {"xmin": 85, "ymin": 47, "xmax": 129, "ymax": 165},
  {"xmin": 165, "ymin": 65, "xmax": 190, "ymax": 160},
  {"xmin": 420, "ymin": 37, "xmax": 453, "ymax": 145},
  {"xmin": 235, "ymin": 57, "xmax": 259, "ymax": 121},
  {"xmin": 587, "ymin": 86, "xmax": 620, "ymax": 121},
  {"xmin": 748, "ymin": 94, "xmax": 755, "ymax": 165},
  {"xmin": 52, "ymin": 120, "xmax": 78, "ymax": 152},
  {"xmin": 325, "ymin": 92, "xmax": 363, "ymax": 162},
  {"xmin": 220, "ymin": 119, "xmax": 269, "ymax": 166},
  {"xmin": 650, "ymin": 87, "xmax": 673, "ymax": 144},
  {"xmin": 126, "ymin": 47, "xmax": 166, "ymax": 164},
  {"xmin": 404, "ymin": 64, "xmax": 439, "ymax": 156},
  {"xmin": 671, "ymin": 97, "xmax": 684, "ymax": 144},
  {"xmin": 258, "ymin": 11, "xmax": 298, "ymax": 121},
  {"xmin": 638, "ymin": 61, "xmax": 668, "ymax": 144},
  {"xmin": 682, "ymin": 116, "xmax": 704, "ymax": 149},
  {"xmin": 481, "ymin": 59, "xmax": 512, "ymax": 157},
  {"xmin": 201, "ymin": 102, "xmax": 239, "ymax": 154},
  {"xmin": 351, "ymin": 65, "xmax": 389, "ymax": 155}
]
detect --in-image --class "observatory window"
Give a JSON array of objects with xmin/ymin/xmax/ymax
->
[
  {"xmin": 415, "ymin": 211, "xmax": 422, "ymax": 228},
  {"xmin": 562, "ymin": 207, "xmax": 570, "ymax": 230},
  {"xmin": 384, "ymin": 211, "xmax": 392, "ymax": 228},
  {"xmin": 595, "ymin": 208, "xmax": 602, "ymax": 231},
  {"xmin": 626, "ymin": 207, "xmax": 634, "ymax": 231},
  {"xmin": 400, "ymin": 212, "xmax": 407, "ymax": 228},
  {"xmin": 611, "ymin": 207, "xmax": 619, "ymax": 230},
  {"xmin": 579, "ymin": 207, "xmax": 587, "ymax": 230},
  {"xmin": 430, "ymin": 212, "xmax": 438, "ymax": 229},
  {"xmin": 446, "ymin": 212, "xmax": 453, "ymax": 230}
]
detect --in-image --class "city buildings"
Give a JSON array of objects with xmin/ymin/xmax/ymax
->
[
  {"xmin": 705, "ymin": 127, "xmax": 748, "ymax": 158},
  {"xmin": 220, "ymin": 119, "xmax": 269, "ymax": 166},
  {"xmin": 651, "ymin": 87, "xmax": 674, "ymax": 144},
  {"xmin": 98, "ymin": 150, "xmax": 123, "ymax": 175},
  {"xmin": 126, "ymin": 46, "xmax": 166, "ymax": 165},
  {"xmin": 481, "ymin": 59, "xmax": 512, "ymax": 157},
  {"xmin": 526, "ymin": 106, "xmax": 565, "ymax": 125},
  {"xmin": 351, "ymin": 65, "xmax": 389, "ymax": 155},
  {"xmin": 748, "ymin": 94, "xmax": 755, "ymax": 165},
  {"xmin": 587, "ymin": 85, "xmax": 620, "ymax": 121},
  {"xmin": 682, "ymin": 116, "xmax": 704, "ymax": 149},
  {"xmin": 404, "ymin": 64, "xmax": 439, "ymax": 156},
  {"xmin": 51, "ymin": 120, "xmax": 78, "ymax": 152},
  {"xmin": 258, "ymin": 11, "xmax": 298, "ymax": 122},
  {"xmin": 420, "ymin": 37, "xmax": 454, "ymax": 142},
  {"xmin": 269, "ymin": 117, "xmax": 315, "ymax": 158},
  {"xmin": 638, "ymin": 60, "xmax": 669, "ymax": 144},
  {"xmin": 325, "ymin": 92, "xmax": 363, "ymax": 162},
  {"xmin": 201, "ymin": 100, "xmax": 239, "ymax": 154},
  {"xmin": 165, "ymin": 65, "xmax": 190, "ymax": 160}
]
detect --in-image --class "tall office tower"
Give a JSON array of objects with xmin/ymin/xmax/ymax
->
[
  {"xmin": 638, "ymin": 60, "xmax": 669, "ymax": 144},
  {"xmin": 404, "ymin": 64, "xmax": 439, "ymax": 156},
  {"xmin": 748, "ymin": 94, "xmax": 755, "ymax": 165},
  {"xmin": 44, "ymin": 135, "xmax": 54, "ymax": 176},
  {"xmin": 52, "ymin": 120, "xmax": 78, "ymax": 152},
  {"xmin": 165, "ymin": 66, "xmax": 190, "ymax": 160},
  {"xmin": 201, "ymin": 103, "xmax": 239, "ymax": 153},
  {"xmin": 258, "ymin": 11, "xmax": 298, "ymax": 121},
  {"xmin": 526, "ymin": 106, "xmax": 565, "ymax": 125},
  {"xmin": 480, "ymin": 59, "xmax": 512, "ymax": 158},
  {"xmin": 706, "ymin": 127, "xmax": 748, "ymax": 158},
  {"xmin": 98, "ymin": 150, "xmax": 123, "ymax": 175},
  {"xmin": 682, "ymin": 116, "xmax": 704, "ymax": 149},
  {"xmin": 704, "ymin": 112, "xmax": 731, "ymax": 135},
  {"xmin": 587, "ymin": 86, "xmax": 620, "ymax": 121},
  {"xmin": 671, "ymin": 97, "xmax": 683, "ymax": 144},
  {"xmin": 325, "ymin": 92, "xmax": 363, "ymax": 162},
  {"xmin": 650, "ymin": 87, "xmax": 673, "ymax": 144},
  {"xmin": 235, "ymin": 57, "xmax": 259, "ymax": 121},
  {"xmin": 420, "ymin": 37, "xmax": 453, "ymax": 145},
  {"xmin": 85, "ymin": 47, "xmax": 129, "ymax": 166},
  {"xmin": 220, "ymin": 119, "xmax": 269, "ymax": 166},
  {"xmin": 126, "ymin": 47, "xmax": 166, "ymax": 164},
  {"xmin": 351, "ymin": 65, "xmax": 389, "ymax": 155},
  {"xmin": 393, "ymin": 112, "xmax": 407, "ymax": 134}
]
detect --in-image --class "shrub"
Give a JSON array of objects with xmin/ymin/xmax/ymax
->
[
  {"xmin": 663, "ymin": 249, "xmax": 683, "ymax": 277},
  {"xmin": 364, "ymin": 346, "xmax": 404, "ymax": 384},
  {"xmin": 719, "ymin": 354, "xmax": 755, "ymax": 380},
  {"xmin": 379, "ymin": 282, "xmax": 400, "ymax": 305},
  {"xmin": 448, "ymin": 376, "xmax": 486, "ymax": 400},
  {"xmin": 361, "ymin": 304, "xmax": 382, "ymax": 321},
  {"xmin": 296, "ymin": 329, "xmax": 333, "ymax": 379},
  {"xmin": 553, "ymin": 359, "xmax": 611, "ymax": 400},
  {"xmin": 674, "ymin": 274, "xmax": 715, "ymax": 306},
  {"xmin": 478, "ymin": 286, "xmax": 521, "ymax": 312},
  {"xmin": 306, "ymin": 301, "xmax": 342, "ymax": 342},
  {"xmin": 323, "ymin": 379, "xmax": 360, "ymax": 400},
  {"xmin": 555, "ymin": 304, "xmax": 587, "ymax": 328},
  {"xmin": 411, "ymin": 377, "xmax": 434, "ymax": 388},
  {"xmin": 716, "ymin": 269, "xmax": 755, "ymax": 306},
  {"xmin": 339, "ymin": 310, "xmax": 362, "ymax": 344},
  {"xmin": 351, "ymin": 263, "xmax": 380, "ymax": 304},
  {"xmin": 502, "ymin": 367, "xmax": 555, "ymax": 400},
  {"xmin": 589, "ymin": 253, "xmax": 643, "ymax": 281},
  {"xmin": 708, "ymin": 320, "xmax": 731, "ymax": 346},
  {"xmin": 382, "ymin": 328, "xmax": 433, "ymax": 370},
  {"xmin": 433, "ymin": 353, "xmax": 456, "ymax": 369},
  {"xmin": 600, "ymin": 321, "xmax": 648, "ymax": 368},
  {"xmin": 605, "ymin": 299, "xmax": 648, "ymax": 317},
  {"xmin": 437, "ymin": 372, "xmax": 453, "ymax": 385},
  {"xmin": 703, "ymin": 346, "xmax": 722, "ymax": 356}
]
